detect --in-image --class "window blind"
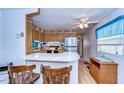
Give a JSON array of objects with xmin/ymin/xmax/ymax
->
[{"xmin": 96, "ymin": 15, "xmax": 124, "ymax": 39}]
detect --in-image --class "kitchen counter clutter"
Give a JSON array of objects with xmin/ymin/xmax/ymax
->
[
  {"xmin": 89, "ymin": 57, "xmax": 118, "ymax": 84},
  {"xmin": 32, "ymin": 47, "xmax": 64, "ymax": 53},
  {"xmin": 25, "ymin": 52, "xmax": 80, "ymax": 84}
]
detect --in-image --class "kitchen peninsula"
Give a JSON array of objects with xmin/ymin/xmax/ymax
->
[{"xmin": 25, "ymin": 52, "xmax": 80, "ymax": 84}]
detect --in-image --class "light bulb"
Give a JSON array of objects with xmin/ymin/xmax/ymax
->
[
  {"xmin": 78, "ymin": 24, "xmax": 84, "ymax": 29},
  {"xmin": 84, "ymin": 23, "xmax": 88, "ymax": 28}
]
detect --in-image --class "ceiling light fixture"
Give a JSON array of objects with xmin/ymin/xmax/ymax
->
[
  {"xmin": 78, "ymin": 23, "xmax": 88, "ymax": 29},
  {"xmin": 84, "ymin": 23, "xmax": 88, "ymax": 28},
  {"xmin": 78, "ymin": 24, "xmax": 84, "ymax": 29}
]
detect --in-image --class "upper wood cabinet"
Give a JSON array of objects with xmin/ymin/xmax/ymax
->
[
  {"xmin": 26, "ymin": 16, "xmax": 33, "ymax": 54},
  {"xmin": 43, "ymin": 32, "xmax": 65, "ymax": 42},
  {"xmin": 32, "ymin": 25, "xmax": 43, "ymax": 42},
  {"xmin": 32, "ymin": 30, "xmax": 35, "ymax": 40},
  {"xmin": 71, "ymin": 31, "xmax": 77, "ymax": 37},
  {"xmin": 25, "ymin": 9, "xmax": 40, "ymax": 54},
  {"xmin": 35, "ymin": 30, "xmax": 40, "ymax": 41},
  {"xmin": 43, "ymin": 30, "xmax": 77, "ymax": 42},
  {"xmin": 26, "ymin": 17, "xmax": 43, "ymax": 54},
  {"xmin": 40, "ymin": 31, "xmax": 44, "ymax": 42},
  {"xmin": 56, "ymin": 33, "xmax": 64, "ymax": 42},
  {"xmin": 43, "ymin": 33, "xmax": 56, "ymax": 42},
  {"xmin": 63, "ymin": 31, "xmax": 77, "ymax": 37}
]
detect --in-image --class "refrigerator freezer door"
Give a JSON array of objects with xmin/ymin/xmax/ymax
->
[{"xmin": 64, "ymin": 37, "xmax": 77, "ymax": 47}]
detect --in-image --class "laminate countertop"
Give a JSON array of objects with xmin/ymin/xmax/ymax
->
[{"xmin": 25, "ymin": 52, "xmax": 80, "ymax": 62}]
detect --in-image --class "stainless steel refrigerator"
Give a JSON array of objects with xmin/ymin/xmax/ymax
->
[{"xmin": 64, "ymin": 37, "xmax": 77, "ymax": 52}]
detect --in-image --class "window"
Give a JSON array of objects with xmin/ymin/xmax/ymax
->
[{"xmin": 96, "ymin": 15, "xmax": 124, "ymax": 55}]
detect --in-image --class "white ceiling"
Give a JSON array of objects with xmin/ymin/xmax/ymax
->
[{"xmin": 33, "ymin": 8, "xmax": 117, "ymax": 29}]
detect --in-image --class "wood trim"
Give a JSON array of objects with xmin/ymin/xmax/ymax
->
[
  {"xmin": 25, "ymin": 8, "xmax": 40, "ymax": 55},
  {"xmin": 26, "ymin": 8, "xmax": 40, "ymax": 17}
]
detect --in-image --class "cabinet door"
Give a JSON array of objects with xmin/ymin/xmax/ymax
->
[
  {"xmin": 40, "ymin": 32, "xmax": 44, "ymax": 42},
  {"xmin": 43, "ymin": 33, "xmax": 56, "ymax": 42},
  {"xmin": 32, "ymin": 30, "xmax": 35, "ymax": 41},
  {"xmin": 51, "ymin": 33, "xmax": 57, "ymax": 41},
  {"xmin": 89, "ymin": 63, "xmax": 99, "ymax": 83},
  {"xmin": 26, "ymin": 17, "xmax": 33, "ymax": 54},
  {"xmin": 93, "ymin": 65, "xmax": 99, "ymax": 83},
  {"xmin": 71, "ymin": 32, "xmax": 77, "ymax": 37},
  {"xmin": 44, "ymin": 33, "xmax": 49, "ymax": 42},
  {"xmin": 38, "ymin": 31, "xmax": 41, "ymax": 41},
  {"xmin": 89, "ymin": 63, "xmax": 93, "ymax": 76},
  {"xmin": 35, "ymin": 31, "xmax": 38, "ymax": 40},
  {"xmin": 34, "ymin": 31, "xmax": 40, "ymax": 41},
  {"xmin": 57, "ymin": 33, "xmax": 64, "ymax": 42}
]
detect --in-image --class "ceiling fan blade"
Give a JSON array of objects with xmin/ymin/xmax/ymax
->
[{"xmin": 87, "ymin": 21, "xmax": 98, "ymax": 24}]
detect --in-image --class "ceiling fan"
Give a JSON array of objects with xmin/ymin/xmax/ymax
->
[{"xmin": 74, "ymin": 17, "xmax": 98, "ymax": 29}]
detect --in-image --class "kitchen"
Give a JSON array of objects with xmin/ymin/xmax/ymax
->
[
  {"xmin": 25, "ymin": 10, "xmax": 81, "ymax": 83},
  {"xmin": 0, "ymin": 8, "xmax": 124, "ymax": 84}
]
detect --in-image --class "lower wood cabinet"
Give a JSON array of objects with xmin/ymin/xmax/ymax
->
[{"xmin": 89, "ymin": 57, "xmax": 118, "ymax": 84}]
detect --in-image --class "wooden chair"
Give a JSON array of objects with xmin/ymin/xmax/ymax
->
[
  {"xmin": 8, "ymin": 64, "xmax": 40, "ymax": 84},
  {"xmin": 41, "ymin": 65, "xmax": 72, "ymax": 84}
]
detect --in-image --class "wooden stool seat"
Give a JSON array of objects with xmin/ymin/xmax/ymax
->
[
  {"xmin": 41, "ymin": 65, "xmax": 72, "ymax": 84},
  {"xmin": 17, "ymin": 72, "xmax": 40, "ymax": 84},
  {"xmin": 8, "ymin": 64, "xmax": 40, "ymax": 84}
]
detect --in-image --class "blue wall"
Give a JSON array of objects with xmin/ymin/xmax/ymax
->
[
  {"xmin": 0, "ymin": 11, "xmax": 2, "ymax": 62},
  {"xmin": 1, "ymin": 9, "xmax": 38, "ymax": 65}
]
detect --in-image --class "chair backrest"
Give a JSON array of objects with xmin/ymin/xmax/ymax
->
[
  {"xmin": 8, "ymin": 64, "xmax": 36, "ymax": 84},
  {"xmin": 41, "ymin": 65, "xmax": 72, "ymax": 84}
]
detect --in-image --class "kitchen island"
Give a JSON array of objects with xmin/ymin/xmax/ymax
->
[{"xmin": 25, "ymin": 52, "xmax": 80, "ymax": 84}]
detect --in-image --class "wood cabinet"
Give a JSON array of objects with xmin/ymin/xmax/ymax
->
[
  {"xmin": 57, "ymin": 33, "xmax": 64, "ymax": 42},
  {"xmin": 26, "ymin": 18, "xmax": 43, "ymax": 54},
  {"xmin": 40, "ymin": 31, "xmax": 44, "ymax": 42},
  {"xmin": 43, "ymin": 33, "xmax": 52, "ymax": 42},
  {"xmin": 25, "ymin": 9, "xmax": 40, "ymax": 54},
  {"xmin": 26, "ymin": 22, "xmax": 79, "ymax": 54},
  {"xmin": 89, "ymin": 57, "xmax": 118, "ymax": 84},
  {"xmin": 44, "ymin": 33, "xmax": 60, "ymax": 42},
  {"xmin": 71, "ymin": 31, "xmax": 77, "ymax": 37},
  {"xmin": 35, "ymin": 31, "xmax": 39, "ymax": 40},
  {"xmin": 43, "ymin": 30, "xmax": 77, "ymax": 42},
  {"xmin": 26, "ymin": 16, "xmax": 33, "ymax": 54},
  {"xmin": 32, "ymin": 25, "xmax": 42, "ymax": 41},
  {"xmin": 63, "ymin": 31, "xmax": 77, "ymax": 37}
]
